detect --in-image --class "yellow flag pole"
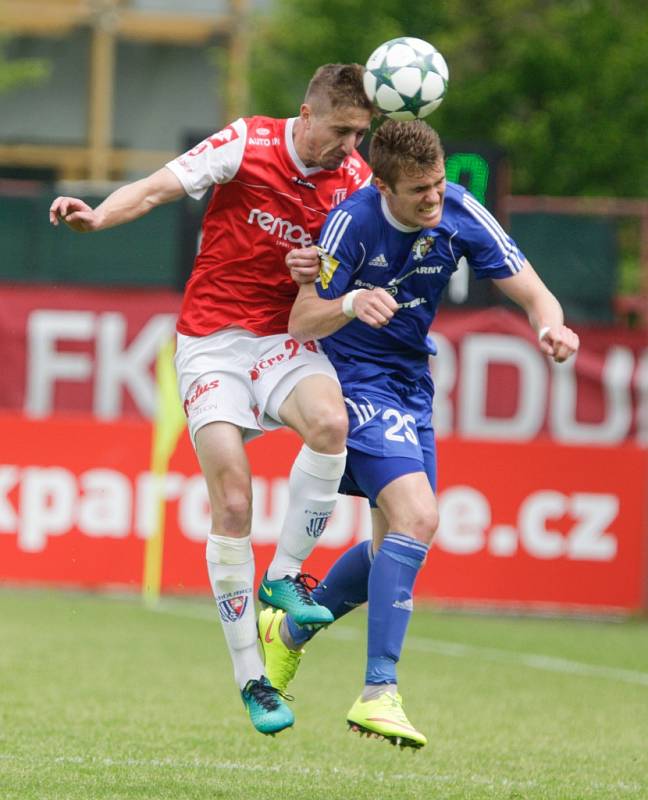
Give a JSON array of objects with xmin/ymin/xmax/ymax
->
[{"xmin": 142, "ymin": 337, "xmax": 186, "ymax": 607}]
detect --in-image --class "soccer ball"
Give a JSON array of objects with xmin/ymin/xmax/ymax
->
[{"xmin": 363, "ymin": 37, "xmax": 449, "ymax": 120}]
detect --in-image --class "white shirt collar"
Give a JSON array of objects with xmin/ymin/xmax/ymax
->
[{"xmin": 285, "ymin": 117, "xmax": 326, "ymax": 177}]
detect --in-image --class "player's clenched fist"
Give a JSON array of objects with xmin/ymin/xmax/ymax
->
[
  {"xmin": 49, "ymin": 197, "xmax": 99, "ymax": 232},
  {"xmin": 538, "ymin": 325, "xmax": 580, "ymax": 363},
  {"xmin": 286, "ymin": 245, "xmax": 321, "ymax": 284},
  {"xmin": 353, "ymin": 287, "xmax": 399, "ymax": 328}
]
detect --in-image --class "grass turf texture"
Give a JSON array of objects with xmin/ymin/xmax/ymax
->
[{"xmin": 1, "ymin": 588, "xmax": 647, "ymax": 800}]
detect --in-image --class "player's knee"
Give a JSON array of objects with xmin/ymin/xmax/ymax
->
[
  {"xmin": 215, "ymin": 485, "xmax": 252, "ymax": 534},
  {"xmin": 301, "ymin": 407, "xmax": 348, "ymax": 452},
  {"xmin": 406, "ymin": 503, "xmax": 439, "ymax": 545}
]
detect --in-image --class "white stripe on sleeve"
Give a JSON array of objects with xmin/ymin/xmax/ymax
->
[{"xmin": 463, "ymin": 194, "xmax": 524, "ymax": 273}]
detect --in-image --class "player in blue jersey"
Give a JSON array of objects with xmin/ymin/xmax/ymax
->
[{"xmin": 258, "ymin": 120, "xmax": 580, "ymax": 748}]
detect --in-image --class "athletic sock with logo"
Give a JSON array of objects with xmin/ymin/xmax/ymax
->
[
  {"xmin": 365, "ymin": 533, "xmax": 428, "ymax": 685},
  {"xmin": 206, "ymin": 533, "xmax": 264, "ymax": 689},
  {"xmin": 285, "ymin": 539, "xmax": 374, "ymax": 647},
  {"xmin": 267, "ymin": 445, "xmax": 346, "ymax": 580}
]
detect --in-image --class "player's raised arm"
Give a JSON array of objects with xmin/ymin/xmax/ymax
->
[
  {"xmin": 493, "ymin": 259, "xmax": 580, "ymax": 363},
  {"xmin": 49, "ymin": 166, "xmax": 186, "ymax": 232}
]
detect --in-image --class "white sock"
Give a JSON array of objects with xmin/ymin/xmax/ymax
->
[
  {"xmin": 267, "ymin": 445, "xmax": 346, "ymax": 581},
  {"xmin": 362, "ymin": 684, "xmax": 397, "ymax": 702},
  {"xmin": 206, "ymin": 533, "xmax": 264, "ymax": 689}
]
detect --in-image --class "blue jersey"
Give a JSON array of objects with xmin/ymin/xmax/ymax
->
[{"xmin": 315, "ymin": 182, "xmax": 525, "ymax": 386}]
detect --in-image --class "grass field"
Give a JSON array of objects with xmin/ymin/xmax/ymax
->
[{"xmin": 1, "ymin": 588, "xmax": 647, "ymax": 800}]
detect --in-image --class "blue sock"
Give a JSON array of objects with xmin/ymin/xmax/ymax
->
[
  {"xmin": 287, "ymin": 540, "xmax": 373, "ymax": 646},
  {"xmin": 366, "ymin": 533, "xmax": 428, "ymax": 685}
]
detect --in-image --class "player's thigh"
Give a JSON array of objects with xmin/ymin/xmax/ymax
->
[
  {"xmin": 195, "ymin": 421, "xmax": 253, "ymax": 533},
  {"xmin": 175, "ymin": 330, "xmax": 262, "ymax": 444},
  {"xmin": 277, "ymin": 373, "xmax": 348, "ymax": 451},
  {"xmin": 376, "ymin": 471, "xmax": 438, "ymax": 544}
]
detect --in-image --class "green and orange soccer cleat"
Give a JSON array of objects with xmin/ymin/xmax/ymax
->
[
  {"xmin": 258, "ymin": 607, "xmax": 304, "ymax": 693},
  {"xmin": 346, "ymin": 691, "xmax": 427, "ymax": 750}
]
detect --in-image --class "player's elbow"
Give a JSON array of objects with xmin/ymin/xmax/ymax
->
[{"xmin": 287, "ymin": 311, "xmax": 311, "ymax": 343}]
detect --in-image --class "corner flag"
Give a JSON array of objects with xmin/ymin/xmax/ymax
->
[{"xmin": 142, "ymin": 337, "xmax": 186, "ymax": 606}]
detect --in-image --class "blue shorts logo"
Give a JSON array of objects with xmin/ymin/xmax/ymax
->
[{"xmin": 218, "ymin": 594, "xmax": 248, "ymax": 623}]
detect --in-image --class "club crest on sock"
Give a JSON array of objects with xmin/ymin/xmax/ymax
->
[
  {"xmin": 217, "ymin": 591, "xmax": 250, "ymax": 623},
  {"xmin": 305, "ymin": 509, "xmax": 332, "ymax": 538}
]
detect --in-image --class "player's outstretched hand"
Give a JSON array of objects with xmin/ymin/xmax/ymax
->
[
  {"xmin": 286, "ymin": 246, "xmax": 321, "ymax": 284},
  {"xmin": 539, "ymin": 325, "xmax": 580, "ymax": 363},
  {"xmin": 49, "ymin": 197, "xmax": 99, "ymax": 232},
  {"xmin": 355, "ymin": 287, "xmax": 399, "ymax": 328}
]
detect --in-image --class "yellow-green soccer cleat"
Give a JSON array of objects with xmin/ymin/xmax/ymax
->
[
  {"xmin": 346, "ymin": 691, "xmax": 428, "ymax": 749},
  {"xmin": 258, "ymin": 571, "xmax": 334, "ymax": 627},
  {"xmin": 258, "ymin": 607, "xmax": 304, "ymax": 693},
  {"xmin": 240, "ymin": 676, "xmax": 294, "ymax": 736}
]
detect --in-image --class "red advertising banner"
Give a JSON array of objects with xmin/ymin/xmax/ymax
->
[
  {"xmin": 1, "ymin": 413, "xmax": 646, "ymax": 612},
  {"xmin": 1, "ymin": 285, "xmax": 646, "ymax": 446}
]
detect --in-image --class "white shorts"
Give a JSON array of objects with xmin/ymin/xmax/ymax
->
[{"xmin": 175, "ymin": 328, "xmax": 339, "ymax": 444}]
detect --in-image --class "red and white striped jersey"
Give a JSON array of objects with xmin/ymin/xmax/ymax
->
[{"xmin": 166, "ymin": 116, "xmax": 372, "ymax": 337}]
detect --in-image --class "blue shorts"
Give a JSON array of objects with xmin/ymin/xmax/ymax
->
[{"xmin": 338, "ymin": 377, "xmax": 437, "ymax": 506}]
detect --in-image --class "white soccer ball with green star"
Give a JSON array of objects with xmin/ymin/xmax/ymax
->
[{"xmin": 363, "ymin": 37, "xmax": 449, "ymax": 120}]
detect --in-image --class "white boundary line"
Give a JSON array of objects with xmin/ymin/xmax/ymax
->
[
  {"xmin": 0, "ymin": 753, "xmax": 644, "ymax": 794},
  {"xmin": 151, "ymin": 601, "xmax": 648, "ymax": 688}
]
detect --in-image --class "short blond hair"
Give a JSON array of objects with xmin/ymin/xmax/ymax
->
[{"xmin": 370, "ymin": 120, "xmax": 444, "ymax": 190}]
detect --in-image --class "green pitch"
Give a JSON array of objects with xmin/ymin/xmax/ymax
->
[{"xmin": 1, "ymin": 588, "xmax": 647, "ymax": 800}]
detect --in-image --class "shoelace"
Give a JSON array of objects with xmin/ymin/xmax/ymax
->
[
  {"xmin": 243, "ymin": 679, "xmax": 293, "ymax": 711},
  {"xmin": 291, "ymin": 573, "xmax": 321, "ymax": 605}
]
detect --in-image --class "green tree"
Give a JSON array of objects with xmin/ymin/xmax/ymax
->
[{"xmin": 249, "ymin": 0, "xmax": 648, "ymax": 197}]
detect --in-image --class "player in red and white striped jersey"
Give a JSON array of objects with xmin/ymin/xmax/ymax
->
[{"xmin": 50, "ymin": 64, "xmax": 374, "ymax": 735}]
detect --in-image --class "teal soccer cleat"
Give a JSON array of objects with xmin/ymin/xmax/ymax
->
[
  {"xmin": 258, "ymin": 572, "xmax": 334, "ymax": 627},
  {"xmin": 240, "ymin": 676, "xmax": 294, "ymax": 736}
]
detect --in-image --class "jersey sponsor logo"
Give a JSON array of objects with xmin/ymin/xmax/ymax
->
[
  {"xmin": 352, "ymin": 278, "xmax": 377, "ymax": 290},
  {"xmin": 344, "ymin": 156, "xmax": 362, "ymax": 169},
  {"xmin": 292, "ymin": 176, "xmax": 316, "ymax": 189},
  {"xmin": 183, "ymin": 379, "xmax": 220, "ymax": 415},
  {"xmin": 368, "ymin": 253, "xmax": 389, "ymax": 268},
  {"xmin": 248, "ymin": 136, "xmax": 281, "ymax": 146},
  {"xmin": 249, "ymin": 337, "xmax": 319, "ymax": 380},
  {"xmin": 216, "ymin": 590, "xmax": 250, "ymax": 623},
  {"xmin": 331, "ymin": 188, "xmax": 347, "ymax": 206},
  {"xmin": 414, "ymin": 265, "xmax": 444, "ymax": 275},
  {"xmin": 398, "ymin": 297, "xmax": 428, "ymax": 309},
  {"xmin": 412, "ymin": 235, "xmax": 435, "ymax": 261},
  {"xmin": 317, "ymin": 248, "xmax": 340, "ymax": 289},
  {"xmin": 341, "ymin": 156, "xmax": 366, "ymax": 186},
  {"xmin": 247, "ymin": 208, "xmax": 312, "ymax": 246},
  {"xmin": 256, "ymin": 127, "xmax": 270, "ymax": 135}
]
